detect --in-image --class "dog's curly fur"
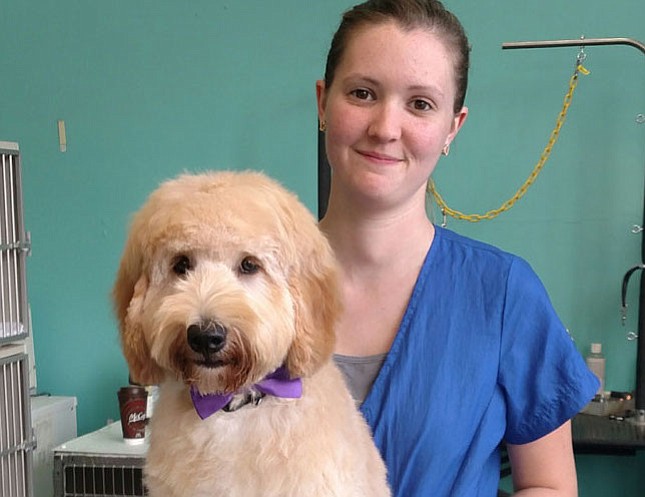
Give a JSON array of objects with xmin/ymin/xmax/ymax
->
[{"xmin": 113, "ymin": 171, "xmax": 390, "ymax": 497}]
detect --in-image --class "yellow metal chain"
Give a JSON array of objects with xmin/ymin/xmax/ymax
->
[{"xmin": 428, "ymin": 63, "xmax": 590, "ymax": 223}]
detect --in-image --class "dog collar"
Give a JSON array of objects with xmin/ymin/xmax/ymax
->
[{"xmin": 190, "ymin": 366, "xmax": 302, "ymax": 419}]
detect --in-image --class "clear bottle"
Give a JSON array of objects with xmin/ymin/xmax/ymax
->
[{"xmin": 585, "ymin": 343, "xmax": 605, "ymax": 395}]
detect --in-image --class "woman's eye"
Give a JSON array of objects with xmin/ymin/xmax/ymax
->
[
  {"xmin": 412, "ymin": 99, "xmax": 432, "ymax": 111},
  {"xmin": 172, "ymin": 255, "xmax": 192, "ymax": 276},
  {"xmin": 350, "ymin": 88, "xmax": 372, "ymax": 101},
  {"xmin": 239, "ymin": 256, "xmax": 260, "ymax": 275}
]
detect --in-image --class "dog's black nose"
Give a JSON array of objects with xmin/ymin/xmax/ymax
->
[{"xmin": 187, "ymin": 322, "xmax": 227, "ymax": 355}]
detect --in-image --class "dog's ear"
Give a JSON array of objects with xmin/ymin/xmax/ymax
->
[
  {"xmin": 285, "ymin": 236, "xmax": 341, "ymax": 378},
  {"xmin": 113, "ymin": 239, "xmax": 165, "ymax": 385}
]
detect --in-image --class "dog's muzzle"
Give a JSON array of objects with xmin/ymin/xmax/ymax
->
[{"xmin": 187, "ymin": 321, "xmax": 227, "ymax": 365}]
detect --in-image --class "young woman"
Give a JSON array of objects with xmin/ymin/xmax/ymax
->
[{"xmin": 316, "ymin": 1, "xmax": 598, "ymax": 495}]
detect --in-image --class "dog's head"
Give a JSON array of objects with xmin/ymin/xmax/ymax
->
[{"xmin": 113, "ymin": 171, "xmax": 340, "ymax": 394}]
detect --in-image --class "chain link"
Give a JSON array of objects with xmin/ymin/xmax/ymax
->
[{"xmin": 428, "ymin": 64, "xmax": 589, "ymax": 223}]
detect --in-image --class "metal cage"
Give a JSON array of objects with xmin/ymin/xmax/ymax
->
[
  {"xmin": 0, "ymin": 143, "xmax": 30, "ymax": 345},
  {"xmin": 0, "ymin": 142, "xmax": 34, "ymax": 497},
  {"xmin": 53, "ymin": 423, "xmax": 147, "ymax": 497},
  {"xmin": 0, "ymin": 349, "xmax": 34, "ymax": 497},
  {"xmin": 53, "ymin": 453, "xmax": 146, "ymax": 497}
]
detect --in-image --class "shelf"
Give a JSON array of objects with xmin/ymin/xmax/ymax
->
[{"xmin": 572, "ymin": 413, "xmax": 645, "ymax": 455}]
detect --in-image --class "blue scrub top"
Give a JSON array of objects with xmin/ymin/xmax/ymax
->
[{"xmin": 361, "ymin": 226, "xmax": 599, "ymax": 497}]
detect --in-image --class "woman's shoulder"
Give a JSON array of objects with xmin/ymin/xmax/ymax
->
[
  {"xmin": 431, "ymin": 225, "xmax": 540, "ymax": 287},
  {"xmin": 433, "ymin": 225, "xmax": 517, "ymax": 264}
]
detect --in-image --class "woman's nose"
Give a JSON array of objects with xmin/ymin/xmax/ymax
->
[{"xmin": 367, "ymin": 102, "xmax": 402, "ymax": 142}]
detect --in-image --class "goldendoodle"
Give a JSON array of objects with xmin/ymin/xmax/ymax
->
[{"xmin": 113, "ymin": 171, "xmax": 390, "ymax": 497}]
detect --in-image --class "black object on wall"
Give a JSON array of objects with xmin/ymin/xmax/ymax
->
[{"xmin": 318, "ymin": 125, "xmax": 331, "ymax": 220}]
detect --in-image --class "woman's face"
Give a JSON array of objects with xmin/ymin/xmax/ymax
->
[{"xmin": 317, "ymin": 21, "xmax": 468, "ymax": 211}]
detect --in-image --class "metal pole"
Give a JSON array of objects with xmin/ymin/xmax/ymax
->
[{"xmin": 502, "ymin": 37, "xmax": 645, "ymax": 56}]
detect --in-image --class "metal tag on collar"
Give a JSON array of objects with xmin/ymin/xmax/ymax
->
[{"xmin": 222, "ymin": 389, "xmax": 266, "ymax": 412}]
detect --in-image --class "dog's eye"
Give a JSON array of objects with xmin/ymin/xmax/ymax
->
[
  {"xmin": 239, "ymin": 256, "xmax": 260, "ymax": 275},
  {"xmin": 172, "ymin": 255, "xmax": 192, "ymax": 276}
]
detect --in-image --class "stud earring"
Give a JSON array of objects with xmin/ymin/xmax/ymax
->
[
  {"xmin": 319, "ymin": 120, "xmax": 327, "ymax": 132},
  {"xmin": 441, "ymin": 144, "xmax": 450, "ymax": 156}
]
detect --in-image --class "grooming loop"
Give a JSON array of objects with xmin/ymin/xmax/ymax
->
[
  {"xmin": 428, "ymin": 56, "xmax": 589, "ymax": 224},
  {"xmin": 621, "ymin": 264, "xmax": 645, "ymax": 341}
]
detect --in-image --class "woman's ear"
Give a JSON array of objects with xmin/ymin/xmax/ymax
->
[
  {"xmin": 447, "ymin": 105, "xmax": 469, "ymax": 145},
  {"xmin": 316, "ymin": 80, "xmax": 327, "ymax": 125}
]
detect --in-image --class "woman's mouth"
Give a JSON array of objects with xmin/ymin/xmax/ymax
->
[{"xmin": 356, "ymin": 150, "xmax": 403, "ymax": 164}]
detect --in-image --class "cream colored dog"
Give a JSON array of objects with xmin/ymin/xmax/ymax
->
[{"xmin": 113, "ymin": 171, "xmax": 390, "ymax": 497}]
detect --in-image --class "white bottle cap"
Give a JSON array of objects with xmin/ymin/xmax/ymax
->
[{"xmin": 591, "ymin": 343, "xmax": 602, "ymax": 354}]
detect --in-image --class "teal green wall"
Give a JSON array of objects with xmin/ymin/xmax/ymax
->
[{"xmin": 1, "ymin": 1, "xmax": 643, "ymax": 495}]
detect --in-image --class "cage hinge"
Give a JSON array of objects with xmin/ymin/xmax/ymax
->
[
  {"xmin": 0, "ymin": 436, "xmax": 37, "ymax": 458},
  {"xmin": 0, "ymin": 232, "xmax": 32, "ymax": 255}
]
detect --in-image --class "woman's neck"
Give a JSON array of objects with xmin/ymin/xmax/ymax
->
[
  {"xmin": 319, "ymin": 198, "xmax": 435, "ymax": 279},
  {"xmin": 320, "ymin": 194, "xmax": 436, "ymax": 356}
]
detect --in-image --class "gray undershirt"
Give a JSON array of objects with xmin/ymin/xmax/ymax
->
[{"xmin": 333, "ymin": 353, "xmax": 387, "ymax": 407}]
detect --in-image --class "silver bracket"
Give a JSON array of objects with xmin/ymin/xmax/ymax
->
[
  {"xmin": 0, "ymin": 232, "xmax": 31, "ymax": 255},
  {"xmin": 0, "ymin": 436, "xmax": 37, "ymax": 458}
]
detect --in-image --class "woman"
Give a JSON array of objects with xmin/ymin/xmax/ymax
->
[{"xmin": 315, "ymin": 1, "xmax": 598, "ymax": 496}]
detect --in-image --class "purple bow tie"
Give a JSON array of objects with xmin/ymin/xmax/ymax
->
[{"xmin": 190, "ymin": 366, "xmax": 302, "ymax": 419}]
